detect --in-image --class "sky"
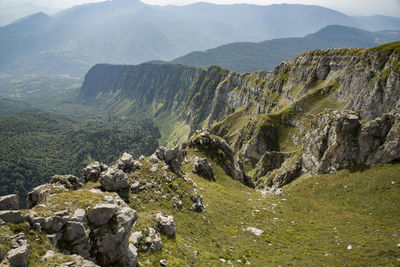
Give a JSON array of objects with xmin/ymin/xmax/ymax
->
[{"xmin": 15, "ymin": 0, "xmax": 400, "ymax": 17}]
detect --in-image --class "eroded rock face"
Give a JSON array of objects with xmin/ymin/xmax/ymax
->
[
  {"xmin": 82, "ymin": 162, "xmax": 108, "ymax": 183},
  {"xmin": 99, "ymin": 168, "xmax": 129, "ymax": 191},
  {"xmin": 156, "ymin": 146, "xmax": 187, "ymax": 175},
  {"xmin": 51, "ymin": 174, "xmax": 83, "ymax": 190},
  {"xmin": 302, "ymin": 110, "xmax": 400, "ymax": 174},
  {"xmin": 187, "ymin": 132, "xmax": 254, "ymax": 187},
  {"xmin": 193, "ymin": 157, "xmax": 215, "ymax": 181},
  {"xmin": 0, "ymin": 194, "xmax": 19, "ymax": 210}
]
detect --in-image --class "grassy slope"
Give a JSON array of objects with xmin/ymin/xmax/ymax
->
[
  {"xmin": 1, "ymin": 151, "xmax": 399, "ymax": 265},
  {"xmin": 133, "ymin": 148, "xmax": 400, "ymax": 266}
]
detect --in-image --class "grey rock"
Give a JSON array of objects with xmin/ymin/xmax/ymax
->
[
  {"xmin": 99, "ymin": 168, "xmax": 129, "ymax": 191},
  {"xmin": 160, "ymin": 259, "xmax": 169, "ymax": 266},
  {"xmin": 131, "ymin": 181, "xmax": 140, "ymax": 193},
  {"xmin": 141, "ymin": 227, "xmax": 162, "ymax": 252},
  {"xmin": 7, "ymin": 244, "xmax": 30, "ymax": 267},
  {"xmin": 88, "ymin": 204, "xmax": 117, "ymax": 226},
  {"xmin": 43, "ymin": 215, "xmax": 67, "ymax": 232},
  {"xmin": 129, "ymin": 231, "xmax": 143, "ymax": 246},
  {"xmin": 82, "ymin": 162, "xmax": 108, "ymax": 183},
  {"xmin": 0, "ymin": 210, "xmax": 24, "ymax": 223},
  {"xmin": 116, "ymin": 207, "xmax": 138, "ymax": 225},
  {"xmin": 125, "ymin": 244, "xmax": 138, "ymax": 267},
  {"xmin": 149, "ymin": 164, "xmax": 158, "ymax": 172},
  {"xmin": 156, "ymin": 213, "xmax": 176, "ymax": 238},
  {"xmin": 0, "ymin": 194, "xmax": 19, "ymax": 210},
  {"xmin": 190, "ymin": 195, "xmax": 205, "ymax": 212},
  {"xmin": 63, "ymin": 221, "xmax": 87, "ymax": 242},
  {"xmin": 42, "ymin": 250, "xmax": 55, "ymax": 261},
  {"xmin": 149, "ymin": 154, "xmax": 159, "ymax": 163},
  {"xmin": 193, "ymin": 157, "xmax": 215, "ymax": 181},
  {"xmin": 26, "ymin": 184, "xmax": 50, "ymax": 208},
  {"xmin": 47, "ymin": 233, "xmax": 61, "ymax": 247},
  {"xmin": 187, "ymin": 132, "xmax": 254, "ymax": 187},
  {"xmin": 116, "ymin": 152, "xmax": 141, "ymax": 172},
  {"xmin": 156, "ymin": 146, "xmax": 187, "ymax": 174},
  {"xmin": 70, "ymin": 209, "xmax": 87, "ymax": 224},
  {"xmin": 50, "ymin": 174, "xmax": 83, "ymax": 190}
]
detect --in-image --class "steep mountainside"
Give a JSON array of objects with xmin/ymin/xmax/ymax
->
[
  {"xmin": 173, "ymin": 25, "xmax": 400, "ymax": 72},
  {"xmin": 81, "ymin": 42, "xmax": 400, "ymax": 189},
  {"xmin": 0, "ymin": 0, "xmax": 386, "ymax": 77}
]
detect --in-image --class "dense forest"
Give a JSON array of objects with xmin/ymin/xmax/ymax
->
[{"xmin": 0, "ymin": 112, "xmax": 160, "ymax": 206}]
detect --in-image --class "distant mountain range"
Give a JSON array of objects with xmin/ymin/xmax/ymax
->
[
  {"xmin": 1, "ymin": 0, "xmax": 399, "ymax": 77},
  {"xmin": 172, "ymin": 25, "xmax": 400, "ymax": 73}
]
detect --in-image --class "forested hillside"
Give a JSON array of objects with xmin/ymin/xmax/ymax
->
[{"xmin": 0, "ymin": 112, "xmax": 160, "ymax": 206}]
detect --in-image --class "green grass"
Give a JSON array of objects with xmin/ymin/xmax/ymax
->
[
  {"xmin": 129, "ymin": 149, "xmax": 400, "ymax": 266},
  {"xmin": 376, "ymin": 41, "xmax": 400, "ymax": 52}
]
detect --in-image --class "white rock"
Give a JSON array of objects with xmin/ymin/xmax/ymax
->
[
  {"xmin": 347, "ymin": 245, "xmax": 352, "ymax": 250},
  {"xmin": 244, "ymin": 227, "xmax": 264, "ymax": 236}
]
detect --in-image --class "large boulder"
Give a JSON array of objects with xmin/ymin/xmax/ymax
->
[
  {"xmin": 99, "ymin": 168, "xmax": 129, "ymax": 191},
  {"xmin": 0, "ymin": 210, "xmax": 24, "ymax": 223},
  {"xmin": 0, "ymin": 194, "xmax": 19, "ymax": 210},
  {"xmin": 156, "ymin": 146, "xmax": 187, "ymax": 174},
  {"xmin": 156, "ymin": 213, "xmax": 176, "ymax": 238},
  {"xmin": 50, "ymin": 174, "xmax": 83, "ymax": 190},
  {"xmin": 88, "ymin": 204, "xmax": 117, "ymax": 226},
  {"xmin": 7, "ymin": 244, "xmax": 30, "ymax": 267},
  {"xmin": 193, "ymin": 157, "xmax": 215, "ymax": 181},
  {"xmin": 82, "ymin": 162, "xmax": 108, "ymax": 183},
  {"xmin": 116, "ymin": 153, "xmax": 141, "ymax": 172}
]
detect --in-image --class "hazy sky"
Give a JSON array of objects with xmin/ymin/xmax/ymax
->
[{"xmin": 22, "ymin": 0, "xmax": 400, "ymax": 17}]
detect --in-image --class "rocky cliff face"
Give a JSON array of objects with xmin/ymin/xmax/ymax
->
[{"xmin": 80, "ymin": 42, "xmax": 400, "ymax": 189}]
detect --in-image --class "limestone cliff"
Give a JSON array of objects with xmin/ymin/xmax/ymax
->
[{"xmin": 80, "ymin": 42, "xmax": 400, "ymax": 189}]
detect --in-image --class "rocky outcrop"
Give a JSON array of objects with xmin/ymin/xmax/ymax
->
[
  {"xmin": 186, "ymin": 132, "xmax": 254, "ymax": 187},
  {"xmin": 190, "ymin": 195, "xmax": 205, "ymax": 212},
  {"xmin": 156, "ymin": 213, "xmax": 176, "ymax": 238},
  {"xmin": 156, "ymin": 146, "xmax": 186, "ymax": 175},
  {"xmin": 302, "ymin": 110, "xmax": 400, "ymax": 174},
  {"xmin": 140, "ymin": 228, "xmax": 162, "ymax": 252},
  {"xmin": 51, "ymin": 174, "xmax": 83, "ymax": 190},
  {"xmin": 82, "ymin": 162, "xmax": 108, "ymax": 183},
  {"xmin": 116, "ymin": 152, "xmax": 141, "ymax": 172},
  {"xmin": 0, "ymin": 194, "xmax": 19, "ymax": 210},
  {"xmin": 193, "ymin": 157, "xmax": 215, "ymax": 181},
  {"xmin": 99, "ymin": 168, "xmax": 129, "ymax": 191}
]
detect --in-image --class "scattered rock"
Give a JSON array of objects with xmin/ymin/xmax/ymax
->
[
  {"xmin": 193, "ymin": 157, "xmax": 215, "ymax": 181},
  {"xmin": 149, "ymin": 154, "xmax": 159, "ymax": 163},
  {"xmin": 190, "ymin": 195, "xmax": 205, "ymax": 212},
  {"xmin": 131, "ymin": 181, "xmax": 140, "ymax": 193},
  {"xmin": 99, "ymin": 168, "xmax": 129, "ymax": 191},
  {"xmin": 244, "ymin": 227, "xmax": 264, "ymax": 236},
  {"xmin": 88, "ymin": 204, "xmax": 117, "ymax": 226},
  {"xmin": 347, "ymin": 245, "xmax": 352, "ymax": 250},
  {"xmin": 156, "ymin": 213, "xmax": 176, "ymax": 238},
  {"xmin": 50, "ymin": 174, "xmax": 83, "ymax": 190},
  {"xmin": 82, "ymin": 162, "xmax": 108, "ymax": 183},
  {"xmin": 150, "ymin": 164, "xmax": 158, "ymax": 172},
  {"xmin": 160, "ymin": 259, "xmax": 169, "ymax": 266},
  {"xmin": 42, "ymin": 250, "xmax": 55, "ymax": 261},
  {"xmin": 0, "ymin": 194, "xmax": 19, "ymax": 210},
  {"xmin": 129, "ymin": 231, "xmax": 143, "ymax": 246},
  {"xmin": 141, "ymin": 228, "xmax": 162, "ymax": 252}
]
